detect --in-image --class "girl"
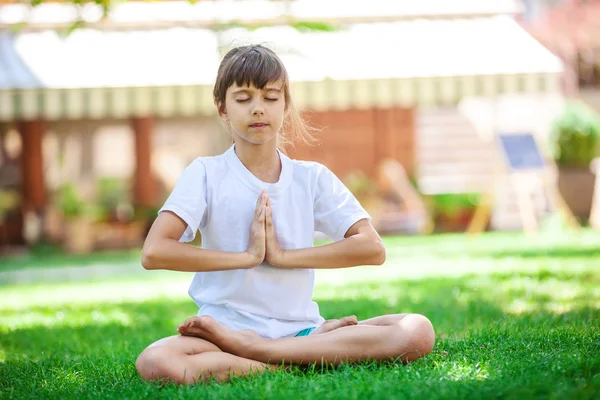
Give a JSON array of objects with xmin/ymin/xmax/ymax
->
[{"xmin": 136, "ymin": 44, "xmax": 435, "ymax": 384}]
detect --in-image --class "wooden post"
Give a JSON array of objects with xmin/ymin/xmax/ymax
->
[
  {"xmin": 17, "ymin": 120, "xmax": 46, "ymax": 244},
  {"xmin": 19, "ymin": 120, "xmax": 46, "ymax": 214},
  {"xmin": 132, "ymin": 117, "xmax": 156, "ymax": 207}
]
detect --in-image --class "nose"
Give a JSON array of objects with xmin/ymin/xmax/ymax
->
[{"xmin": 251, "ymin": 101, "xmax": 265, "ymax": 116}]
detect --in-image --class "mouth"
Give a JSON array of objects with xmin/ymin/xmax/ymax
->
[{"xmin": 249, "ymin": 123, "xmax": 268, "ymax": 128}]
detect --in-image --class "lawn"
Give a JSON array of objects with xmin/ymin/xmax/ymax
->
[{"xmin": 1, "ymin": 231, "xmax": 599, "ymax": 399}]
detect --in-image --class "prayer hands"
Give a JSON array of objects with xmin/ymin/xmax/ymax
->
[
  {"xmin": 244, "ymin": 190, "xmax": 285, "ymax": 267},
  {"xmin": 245, "ymin": 190, "xmax": 267, "ymax": 265},
  {"xmin": 264, "ymin": 194, "xmax": 285, "ymax": 266}
]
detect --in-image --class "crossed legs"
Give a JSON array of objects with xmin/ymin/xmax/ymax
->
[{"xmin": 136, "ymin": 313, "xmax": 435, "ymax": 384}]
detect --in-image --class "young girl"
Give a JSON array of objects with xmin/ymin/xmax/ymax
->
[{"xmin": 136, "ymin": 44, "xmax": 435, "ymax": 384}]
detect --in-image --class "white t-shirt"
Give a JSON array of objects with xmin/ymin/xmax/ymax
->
[{"xmin": 159, "ymin": 144, "xmax": 370, "ymax": 339}]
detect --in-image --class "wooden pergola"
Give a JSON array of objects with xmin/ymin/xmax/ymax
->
[{"xmin": 0, "ymin": 1, "xmax": 564, "ymax": 245}]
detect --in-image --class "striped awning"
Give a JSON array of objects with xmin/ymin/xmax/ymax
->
[{"xmin": 0, "ymin": 15, "xmax": 563, "ymax": 121}]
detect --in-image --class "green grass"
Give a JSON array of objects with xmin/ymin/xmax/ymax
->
[
  {"xmin": 1, "ymin": 231, "xmax": 599, "ymax": 399},
  {"xmin": 0, "ymin": 242, "xmax": 142, "ymax": 272}
]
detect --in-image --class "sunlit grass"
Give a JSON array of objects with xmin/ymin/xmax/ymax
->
[{"xmin": 0, "ymin": 231, "xmax": 599, "ymax": 399}]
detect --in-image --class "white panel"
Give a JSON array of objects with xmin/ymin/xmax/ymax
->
[
  {"xmin": 482, "ymin": 75, "xmax": 497, "ymax": 97},
  {"xmin": 374, "ymin": 78, "xmax": 394, "ymax": 108},
  {"xmin": 290, "ymin": 81, "xmax": 308, "ymax": 110},
  {"xmin": 417, "ymin": 78, "xmax": 436, "ymax": 106},
  {"xmin": 20, "ymin": 89, "xmax": 38, "ymax": 119},
  {"xmin": 178, "ymin": 86, "xmax": 196, "ymax": 116},
  {"xmin": 394, "ymin": 78, "xmax": 415, "ymax": 107},
  {"xmin": 353, "ymin": 79, "xmax": 372, "ymax": 110},
  {"xmin": 133, "ymin": 87, "xmax": 152, "ymax": 116},
  {"xmin": 0, "ymin": 90, "xmax": 14, "ymax": 121},
  {"xmin": 110, "ymin": 87, "xmax": 130, "ymax": 118},
  {"xmin": 64, "ymin": 89, "xmax": 85, "ymax": 120},
  {"xmin": 198, "ymin": 85, "xmax": 215, "ymax": 115},
  {"xmin": 439, "ymin": 77, "xmax": 456, "ymax": 105},
  {"xmin": 306, "ymin": 80, "xmax": 329, "ymax": 111},
  {"xmin": 504, "ymin": 74, "xmax": 519, "ymax": 94},
  {"xmin": 89, "ymin": 88, "xmax": 107, "ymax": 119},
  {"xmin": 156, "ymin": 86, "xmax": 176, "ymax": 117},
  {"xmin": 545, "ymin": 74, "xmax": 561, "ymax": 93},
  {"xmin": 330, "ymin": 80, "xmax": 351, "ymax": 111},
  {"xmin": 43, "ymin": 89, "xmax": 62, "ymax": 120},
  {"xmin": 525, "ymin": 74, "xmax": 538, "ymax": 93},
  {"xmin": 460, "ymin": 76, "xmax": 477, "ymax": 97}
]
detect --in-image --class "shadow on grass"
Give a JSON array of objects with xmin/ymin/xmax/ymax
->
[{"xmin": 1, "ymin": 270, "xmax": 599, "ymax": 399}]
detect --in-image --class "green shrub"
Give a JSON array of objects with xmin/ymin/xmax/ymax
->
[
  {"xmin": 550, "ymin": 101, "xmax": 600, "ymax": 167},
  {"xmin": 56, "ymin": 183, "xmax": 86, "ymax": 219},
  {"xmin": 55, "ymin": 183, "xmax": 100, "ymax": 220},
  {"xmin": 427, "ymin": 193, "xmax": 480, "ymax": 216}
]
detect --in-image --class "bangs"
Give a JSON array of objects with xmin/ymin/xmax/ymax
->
[
  {"xmin": 213, "ymin": 45, "xmax": 291, "ymax": 107},
  {"xmin": 225, "ymin": 47, "xmax": 286, "ymax": 90}
]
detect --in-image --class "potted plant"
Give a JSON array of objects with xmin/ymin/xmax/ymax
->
[
  {"xmin": 428, "ymin": 193, "xmax": 480, "ymax": 232},
  {"xmin": 56, "ymin": 182, "xmax": 95, "ymax": 254},
  {"xmin": 550, "ymin": 101, "xmax": 600, "ymax": 222},
  {"xmin": 0, "ymin": 189, "xmax": 21, "ymax": 248}
]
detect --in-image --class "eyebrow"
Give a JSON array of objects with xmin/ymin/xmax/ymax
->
[{"xmin": 232, "ymin": 87, "xmax": 282, "ymax": 94}]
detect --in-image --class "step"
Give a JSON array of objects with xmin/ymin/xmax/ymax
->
[
  {"xmin": 419, "ymin": 163, "xmax": 496, "ymax": 176},
  {"xmin": 418, "ymin": 176, "xmax": 495, "ymax": 194},
  {"xmin": 418, "ymin": 126, "xmax": 482, "ymax": 139},
  {"xmin": 418, "ymin": 151, "xmax": 497, "ymax": 164}
]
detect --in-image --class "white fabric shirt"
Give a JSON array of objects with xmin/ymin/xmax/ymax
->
[{"xmin": 159, "ymin": 145, "xmax": 370, "ymax": 339}]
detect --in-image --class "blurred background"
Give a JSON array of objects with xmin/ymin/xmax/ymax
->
[
  {"xmin": 0, "ymin": 0, "xmax": 599, "ymax": 263},
  {"xmin": 2, "ymin": 4, "xmax": 599, "ymax": 396}
]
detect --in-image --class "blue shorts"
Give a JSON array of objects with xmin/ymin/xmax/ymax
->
[{"xmin": 295, "ymin": 327, "xmax": 315, "ymax": 337}]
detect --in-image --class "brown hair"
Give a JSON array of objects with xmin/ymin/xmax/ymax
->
[{"xmin": 213, "ymin": 44, "xmax": 317, "ymax": 151}]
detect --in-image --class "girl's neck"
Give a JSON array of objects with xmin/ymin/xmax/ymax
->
[{"xmin": 234, "ymin": 140, "xmax": 282, "ymax": 184}]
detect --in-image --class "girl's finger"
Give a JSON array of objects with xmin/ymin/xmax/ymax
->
[
  {"xmin": 255, "ymin": 192, "xmax": 264, "ymax": 217},
  {"xmin": 255, "ymin": 203, "xmax": 262, "ymax": 219}
]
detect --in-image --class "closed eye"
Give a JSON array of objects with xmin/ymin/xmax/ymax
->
[{"xmin": 235, "ymin": 97, "xmax": 278, "ymax": 103}]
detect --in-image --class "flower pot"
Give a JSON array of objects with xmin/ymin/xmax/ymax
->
[
  {"xmin": 435, "ymin": 209, "xmax": 475, "ymax": 233},
  {"xmin": 557, "ymin": 166, "xmax": 596, "ymax": 222},
  {"xmin": 64, "ymin": 218, "xmax": 95, "ymax": 254}
]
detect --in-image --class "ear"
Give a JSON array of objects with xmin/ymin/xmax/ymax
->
[{"xmin": 218, "ymin": 102, "xmax": 227, "ymax": 119}]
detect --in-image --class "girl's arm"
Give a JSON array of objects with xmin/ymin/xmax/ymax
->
[
  {"xmin": 271, "ymin": 219, "xmax": 386, "ymax": 269},
  {"xmin": 142, "ymin": 200, "xmax": 266, "ymax": 272}
]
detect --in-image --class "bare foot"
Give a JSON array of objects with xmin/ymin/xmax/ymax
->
[
  {"xmin": 177, "ymin": 316, "xmax": 262, "ymax": 358},
  {"xmin": 312, "ymin": 315, "xmax": 358, "ymax": 335}
]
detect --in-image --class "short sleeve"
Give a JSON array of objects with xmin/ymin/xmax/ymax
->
[
  {"xmin": 313, "ymin": 165, "xmax": 371, "ymax": 242},
  {"xmin": 158, "ymin": 159, "xmax": 208, "ymax": 242}
]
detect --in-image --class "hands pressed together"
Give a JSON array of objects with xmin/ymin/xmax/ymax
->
[{"xmin": 245, "ymin": 190, "xmax": 286, "ymax": 267}]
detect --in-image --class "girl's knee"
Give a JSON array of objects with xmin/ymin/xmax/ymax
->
[
  {"xmin": 136, "ymin": 347, "xmax": 182, "ymax": 383},
  {"xmin": 410, "ymin": 314, "xmax": 435, "ymax": 354},
  {"xmin": 392, "ymin": 314, "xmax": 435, "ymax": 360},
  {"xmin": 136, "ymin": 336, "xmax": 220, "ymax": 384}
]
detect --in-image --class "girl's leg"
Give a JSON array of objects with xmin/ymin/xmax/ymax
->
[
  {"xmin": 312, "ymin": 315, "xmax": 358, "ymax": 335},
  {"xmin": 179, "ymin": 314, "xmax": 435, "ymax": 366},
  {"xmin": 359, "ymin": 313, "xmax": 409, "ymax": 326},
  {"xmin": 136, "ymin": 335, "xmax": 273, "ymax": 384}
]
